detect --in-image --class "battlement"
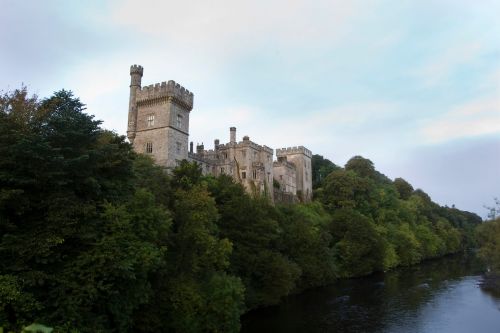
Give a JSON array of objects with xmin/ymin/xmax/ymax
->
[
  {"xmin": 276, "ymin": 146, "xmax": 312, "ymax": 158},
  {"xmin": 130, "ymin": 64, "xmax": 144, "ymax": 76},
  {"xmin": 136, "ymin": 80, "xmax": 194, "ymax": 110},
  {"xmin": 217, "ymin": 141, "xmax": 273, "ymax": 155}
]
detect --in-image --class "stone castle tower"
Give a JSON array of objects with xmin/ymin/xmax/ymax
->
[
  {"xmin": 275, "ymin": 147, "xmax": 313, "ymax": 201},
  {"xmin": 127, "ymin": 64, "xmax": 194, "ymax": 168},
  {"xmin": 126, "ymin": 65, "xmax": 313, "ymax": 203}
]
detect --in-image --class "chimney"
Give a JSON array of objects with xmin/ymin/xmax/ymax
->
[
  {"xmin": 214, "ymin": 139, "xmax": 220, "ymax": 150},
  {"xmin": 230, "ymin": 127, "xmax": 236, "ymax": 143},
  {"xmin": 196, "ymin": 143, "xmax": 204, "ymax": 155},
  {"xmin": 190, "ymin": 141, "xmax": 193, "ymax": 154}
]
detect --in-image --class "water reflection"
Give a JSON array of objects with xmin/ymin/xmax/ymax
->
[{"xmin": 241, "ymin": 254, "xmax": 500, "ymax": 333}]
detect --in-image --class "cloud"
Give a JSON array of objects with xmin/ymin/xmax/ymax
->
[
  {"xmin": 420, "ymin": 96, "xmax": 500, "ymax": 144},
  {"xmin": 111, "ymin": 0, "xmax": 373, "ymax": 57},
  {"xmin": 412, "ymin": 41, "xmax": 486, "ymax": 88}
]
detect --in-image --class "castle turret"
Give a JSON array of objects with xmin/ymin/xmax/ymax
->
[
  {"xmin": 126, "ymin": 65, "xmax": 194, "ymax": 169},
  {"xmin": 230, "ymin": 127, "xmax": 236, "ymax": 143},
  {"xmin": 127, "ymin": 64, "xmax": 143, "ymax": 143}
]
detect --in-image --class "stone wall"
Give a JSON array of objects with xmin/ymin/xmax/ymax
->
[
  {"xmin": 275, "ymin": 146, "xmax": 313, "ymax": 202},
  {"xmin": 127, "ymin": 65, "xmax": 314, "ymax": 204}
]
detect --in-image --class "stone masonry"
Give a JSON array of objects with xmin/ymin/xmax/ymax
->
[{"xmin": 126, "ymin": 65, "xmax": 312, "ymax": 203}]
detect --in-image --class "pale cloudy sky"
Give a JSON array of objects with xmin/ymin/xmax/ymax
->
[{"xmin": 1, "ymin": 0, "xmax": 499, "ymax": 217}]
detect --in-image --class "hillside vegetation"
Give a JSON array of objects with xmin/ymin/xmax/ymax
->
[
  {"xmin": 0, "ymin": 89, "xmax": 481, "ymax": 332},
  {"xmin": 476, "ymin": 200, "xmax": 500, "ymax": 297}
]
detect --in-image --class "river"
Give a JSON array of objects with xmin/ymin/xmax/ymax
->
[{"xmin": 241, "ymin": 254, "xmax": 500, "ymax": 333}]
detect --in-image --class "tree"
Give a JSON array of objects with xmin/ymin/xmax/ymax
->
[
  {"xmin": 207, "ymin": 175, "xmax": 301, "ymax": 308},
  {"xmin": 476, "ymin": 217, "xmax": 500, "ymax": 274},
  {"xmin": 319, "ymin": 169, "xmax": 374, "ymax": 215},
  {"xmin": 165, "ymin": 183, "xmax": 245, "ymax": 332},
  {"xmin": 328, "ymin": 209, "xmax": 386, "ymax": 277},
  {"xmin": 393, "ymin": 177, "xmax": 414, "ymax": 200},
  {"xmin": 0, "ymin": 88, "xmax": 163, "ymax": 331},
  {"xmin": 345, "ymin": 155, "xmax": 376, "ymax": 179},
  {"xmin": 277, "ymin": 203, "xmax": 336, "ymax": 289},
  {"xmin": 311, "ymin": 154, "xmax": 339, "ymax": 189}
]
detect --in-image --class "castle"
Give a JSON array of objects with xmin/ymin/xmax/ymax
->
[{"xmin": 127, "ymin": 65, "xmax": 312, "ymax": 202}]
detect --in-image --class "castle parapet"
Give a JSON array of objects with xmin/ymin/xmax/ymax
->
[
  {"xmin": 136, "ymin": 80, "xmax": 194, "ymax": 110},
  {"xmin": 276, "ymin": 146, "xmax": 312, "ymax": 158},
  {"xmin": 130, "ymin": 64, "xmax": 144, "ymax": 76}
]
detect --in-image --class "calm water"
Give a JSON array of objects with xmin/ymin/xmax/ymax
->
[{"xmin": 241, "ymin": 254, "xmax": 500, "ymax": 333}]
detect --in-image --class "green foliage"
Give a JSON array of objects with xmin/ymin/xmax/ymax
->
[
  {"xmin": 388, "ymin": 223, "xmax": 422, "ymax": 266},
  {"xmin": 22, "ymin": 324, "xmax": 53, "ymax": 333},
  {"xmin": 311, "ymin": 154, "xmax": 339, "ymax": 189},
  {"xmin": 476, "ymin": 217, "xmax": 500, "ymax": 274},
  {"xmin": 277, "ymin": 203, "xmax": 336, "ymax": 289},
  {"xmin": 207, "ymin": 175, "xmax": 300, "ymax": 308},
  {"xmin": 1, "ymin": 88, "xmax": 482, "ymax": 332},
  {"xmin": 319, "ymin": 169, "xmax": 373, "ymax": 212},
  {"xmin": 393, "ymin": 177, "xmax": 414, "ymax": 200},
  {"xmin": 345, "ymin": 155, "xmax": 376, "ymax": 179},
  {"xmin": 328, "ymin": 209, "xmax": 385, "ymax": 276}
]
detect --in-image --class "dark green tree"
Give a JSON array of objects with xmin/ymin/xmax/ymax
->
[
  {"xmin": 328, "ymin": 208, "xmax": 386, "ymax": 277},
  {"xmin": 207, "ymin": 175, "xmax": 300, "ymax": 308},
  {"xmin": 311, "ymin": 154, "xmax": 339, "ymax": 189},
  {"xmin": 393, "ymin": 177, "xmax": 414, "ymax": 200}
]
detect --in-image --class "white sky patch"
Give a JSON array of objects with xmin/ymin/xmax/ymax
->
[
  {"xmin": 412, "ymin": 41, "xmax": 486, "ymax": 88},
  {"xmin": 111, "ymin": 0, "xmax": 374, "ymax": 57},
  {"xmin": 189, "ymin": 105, "xmax": 260, "ymax": 145},
  {"xmin": 421, "ymin": 96, "xmax": 500, "ymax": 144}
]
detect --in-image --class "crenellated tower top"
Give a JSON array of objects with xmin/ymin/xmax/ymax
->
[
  {"xmin": 136, "ymin": 80, "xmax": 194, "ymax": 111},
  {"xmin": 130, "ymin": 64, "xmax": 144, "ymax": 87},
  {"xmin": 130, "ymin": 64, "xmax": 144, "ymax": 75},
  {"xmin": 276, "ymin": 146, "xmax": 312, "ymax": 158}
]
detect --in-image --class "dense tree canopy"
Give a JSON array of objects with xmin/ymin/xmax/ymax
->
[{"xmin": 0, "ymin": 88, "xmax": 483, "ymax": 332}]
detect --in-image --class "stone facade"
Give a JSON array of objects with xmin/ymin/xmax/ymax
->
[
  {"xmin": 127, "ymin": 65, "xmax": 312, "ymax": 202},
  {"xmin": 276, "ymin": 147, "xmax": 313, "ymax": 202},
  {"xmin": 189, "ymin": 128, "xmax": 274, "ymax": 200},
  {"xmin": 127, "ymin": 65, "xmax": 193, "ymax": 169},
  {"xmin": 273, "ymin": 157, "xmax": 297, "ymax": 195}
]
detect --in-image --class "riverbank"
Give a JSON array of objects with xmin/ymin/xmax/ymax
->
[{"xmin": 480, "ymin": 273, "xmax": 500, "ymax": 298}]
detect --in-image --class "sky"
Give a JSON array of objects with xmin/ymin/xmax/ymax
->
[{"xmin": 1, "ymin": 0, "xmax": 499, "ymax": 217}]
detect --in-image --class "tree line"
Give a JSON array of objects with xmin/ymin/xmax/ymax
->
[
  {"xmin": 476, "ymin": 199, "xmax": 500, "ymax": 297},
  {"xmin": 0, "ymin": 88, "xmax": 482, "ymax": 332}
]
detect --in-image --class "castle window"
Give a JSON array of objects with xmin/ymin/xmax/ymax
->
[
  {"xmin": 147, "ymin": 114, "xmax": 155, "ymax": 127},
  {"xmin": 176, "ymin": 142, "xmax": 182, "ymax": 154},
  {"xmin": 253, "ymin": 170, "xmax": 257, "ymax": 179},
  {"xmin": 146, "ymin": 142, "xmax": 153, "ymax": 154},
  {"xmin": 220, "ymin": 167, "xmax": 224, "ymax": 174},
  {"xmin": 242, "ymin": 171, "xmax": 246, "ymax": 179},
  {"xmin": 177, "ymin": 114, "xmax": 183, "ymax": 128}
]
